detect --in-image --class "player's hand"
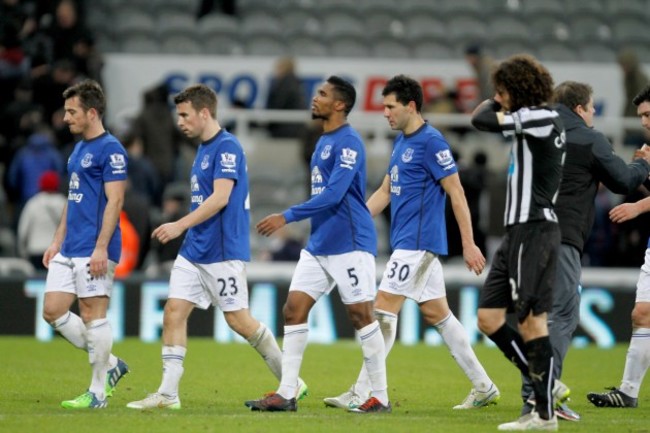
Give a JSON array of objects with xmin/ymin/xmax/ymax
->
[
  {"xmin": 609, "ymin": 202, "xmax": 641, "ymax": 223},
  {"xmin": 256, "ymin": 213, "xmax": 286, "ymax": 237},
  {"xmin": 463, "ymin": 244, "xmax": 486, "ymax": 275},
  {"xmin": 633, "ymin": 143, "xmax": 650, "ymax": 162},
  {"xmin": 152, "ymin": 222, "xmax": 184, "ymax": 244},
  {"xmin": 89, "ymin": 247, "xmax": 109, "ymax": 278},
  {"xmin": 42, "ymin": 243, "xmax": 61, "ymax": 269}
]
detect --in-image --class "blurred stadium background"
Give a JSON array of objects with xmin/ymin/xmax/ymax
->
[{"xmin": 1, "ymin": 0, "xmax": 649, "ymax": 343}]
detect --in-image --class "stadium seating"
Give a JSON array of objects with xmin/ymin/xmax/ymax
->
[{"xmin": 95, "ymin": 0, "xmax": 650, "ymax": 63}]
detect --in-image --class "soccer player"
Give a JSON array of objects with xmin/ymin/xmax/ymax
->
[
  {"xmin": 324, "ymin": 75, "xmax": 499, "ymax": 411},
  {"xmin": 471, "ymin": 54, "xmax": 565, "ymax": 431},
  {"xmin": 520, "ymin": 81, "xmax": 650, "ymax": 421},
  {"xmin": 126, "ymin": 84, "xmax": 304, "ymax": 410},
  {"xmin": 42, "ymin": 79, "xmax": 130, "ymax": 409},
  {"xmin": 587, "ymin": 84, "xmax": 650, "ymax": 408},
  {"xmin": 244, "ymin": 76, "xmax": 389, "ymax": 413}
]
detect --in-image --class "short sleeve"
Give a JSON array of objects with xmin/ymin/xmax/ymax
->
[
  {"xmin": 102, "ymin": 141, "xmax": 128, "ymax": 182},
  {"xmin": 424, "ymin": 135, "xmax": 457, "ymax": 181},
  {"xmin": 213, "ymin": 137, "xmax": 243, "ymax": 181}
]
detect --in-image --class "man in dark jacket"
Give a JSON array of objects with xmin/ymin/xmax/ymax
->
[{"xmin": 522, "ymin": 81, "xmax": 650, "ymax": 421}]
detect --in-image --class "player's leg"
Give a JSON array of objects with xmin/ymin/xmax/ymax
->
[
  {"xmin": 477, "ymin": 237, "xmax": 530, "ymax": 377},
  {"xmin": 46, "ymin": 256, "xmax": 126, "ymax": 401},
  {"xmin": 420, "ymin": 298, "xmax": 499, "ymax": 408},
  {"xmin": 588, "ymin": 264, "xmax": 650, "ymax": 408},
  {"xmin": 245, "ymin": 251, "xmax": 322, "ymax": 411},
  {"xmin": 227, "ymin": 308, "xmax": 309, "ymax": 400},
  {"xmin": 588, "ymin": 301, "xmax": 650, "ymax": 408},
  {"xmin": 523, "ymin": 244, "xmax": 580, "ymax": 419},
  {"xmin": 128, "ymin": 257, "xmax": 206, "ymax": 410},
  {"xmin": 514, "ymin": 222, "xmax": 560, "ymax": 423},
  {"xmin": 43, "ymin": 255, "xmax": 87, "ymax": 349},
  {"xmin": 335, "ymin": 251, "xmax": 389, "ymax": 413},
  {"xmin": 620, "ymin": 301, "xmax": 650, "ymax": 399},
  {"xmin": 79, "ymin": 295, "xmax": 112, "ymax": 401},
  {"xmin": 339, "ymin": 291, "xmax": 401, "ymax": 405}
]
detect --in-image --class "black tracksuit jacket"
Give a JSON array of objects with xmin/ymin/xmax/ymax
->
[{"xmin": 554, "ymin": 103, "xmax": 650, "ymax": 253}]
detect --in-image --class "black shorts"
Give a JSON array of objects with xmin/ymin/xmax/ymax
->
[{"xmin": 480, "ymin": 221, "xmax": 561, "ymax": 323}]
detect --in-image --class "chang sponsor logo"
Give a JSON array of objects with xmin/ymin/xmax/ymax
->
[
  {"xmin": 191, "ymin": 195, "xmax": 204, "ymax": 204},
  {"xmin": 390, "ymin": 165, "xmax": 401, "ymax": 196},
  {"xmin": 68, "ymin": 192, "xmax": 84, "ymax": 203}
]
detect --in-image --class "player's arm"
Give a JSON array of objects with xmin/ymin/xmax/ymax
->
[
  {"xmin": 258, "ymin": 143, "xmax": 360, "ymax": 236},
  {"xmin": 153, "ymin": 178, "xmax": 234, "ymax": 244},
  {"xmin": 610, "ymin": 195, "xmax": 650, "ymax": 223},
  {"xmin": 593, "ymin": 134, "xmax": 650, "ymax": 194},
  {"xmin": 43, "ymin": 201, "xmax": 68, "ymax": 268},
  {"xmin": 440, "ymin": 173, "xmax": 486, "ymax": 275},
  {"xmin": 90, "ymin": 179, "xmax": 126, "ymax": 277},
  {"xmin": 470, "ymin": 99, "xmax": 507, "ymax": 132},
  {"xmin": 366, "ymin": 175, "xmax": 390, "ymax": 217}
]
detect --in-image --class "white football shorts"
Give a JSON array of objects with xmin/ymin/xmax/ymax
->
[
  {"xmin": 168, "ymin": 255, "xmax": 249, "ymax": 312},
  {"xmin": 636, "ymin": 248, "xmax": 650, "ymax": 303},
  {"xmin": 289, "ymin": 249, "xmax": 376, "ymax": 305},
  {"xmin": 45, "ymin": 253, "xmax": 117, "ymax": 298},
  {"xmin": 379, "ymin": 249, "xmax": 446, "ymax": 303}
]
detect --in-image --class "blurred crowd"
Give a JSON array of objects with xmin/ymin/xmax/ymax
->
[{"xmin": 1, "ymin": 0, "xmax": 648, "ymax": 277}]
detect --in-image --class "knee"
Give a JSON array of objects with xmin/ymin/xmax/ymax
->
[
  {"xmin": 42, "ymin": 305, "xmax": 63, "ymax": 325},
  {"xmin": 283, "ymin": 301, "xmax": 307, "ymax": 325},
  {"xmin": 631, "ymin": 304, "xmax": 650, "ymax": 328},
  {"xmin": 224, "ymin": 311, "xmax": 257, "ymax": 338},
  {"xmin": 163, "ymin": 302, "xmax": 186, "ymax": 329},
  {"xmin": 348, "ymin": 310, "xmax": 372, "ymax": 329},
  {"xmin": 477, "ymin": 310, "xmax": 502, "ymax": 335}
]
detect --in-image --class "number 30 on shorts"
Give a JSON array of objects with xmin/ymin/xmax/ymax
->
[{"xmin": 388, "ymin": 261, "xmax": 410, "ymax": 282}]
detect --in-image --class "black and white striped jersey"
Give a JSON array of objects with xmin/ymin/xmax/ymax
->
[{"xmin": 472, "ymin": 101, "xmax": 565, "ymax": 227}]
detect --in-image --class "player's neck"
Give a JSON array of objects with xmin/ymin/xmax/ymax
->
[
  {"xmin": 200, "ymin": 120, "xmax": 222, "ymax": 142},
  {"xmin": 82, "ymin": 122, "xmax": 105, "ymax": 141},
  {"xmin": 402, "ymin": 116, "xmax": 425, "ymax": 135},
  {"xmin": 322, "ymin": 115, "xmax": 347, "ymax": 133}
]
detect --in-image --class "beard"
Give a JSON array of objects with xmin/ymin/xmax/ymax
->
[{"xmin": 311, "ymin": 111, "xmax": 327, "ymax": 120}]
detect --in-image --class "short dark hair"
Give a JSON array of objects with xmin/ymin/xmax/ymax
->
[
  {"xmin": 326, "ymin": 75, "xmax": 356, "ymax": 115},
  {"xmin": 553, "ymin": 81, "xmax": 593, "ymax": 111},
  {"xmin": 492, "ymin": 54, "xmax": 554, "ymax": 111},
  {"xmin": 632, "ymin": 85, "xmax": 650, "ymax": 106},
  {"xmin": 382, "ymin": 74, "xmax": 423, "ymax": 112},
  {"xmin": 173, "ymin": 84, "xmax": 217, "ymax": 118},
  {"xmin": 62, "ymin": 79, "xmax": 106, "ymax": 117}
]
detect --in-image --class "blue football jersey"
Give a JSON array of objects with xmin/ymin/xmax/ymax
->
[
  {"xmin": 284, "ymin": 124, "xmax": 376, "ymax": 256},
  {"xmin": 61, "ymin": 132, "xmax": 128, "ymax": 262},
  {"xmin": 388, "ymin": 123, "xmax": 457, "ymax": 254},
  {"xmin": 179, "ymin": 129, "xmax": 250, "ymax": 263}
]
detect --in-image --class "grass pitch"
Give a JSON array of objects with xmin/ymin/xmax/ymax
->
[{"xmin": 0, "ymin": 337, "xmax": 648, "ymax": 433}]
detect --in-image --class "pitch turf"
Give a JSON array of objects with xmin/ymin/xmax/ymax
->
[{"xmin": 0, "ymin": 337, "xmax": 647, "ymax": 433}]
